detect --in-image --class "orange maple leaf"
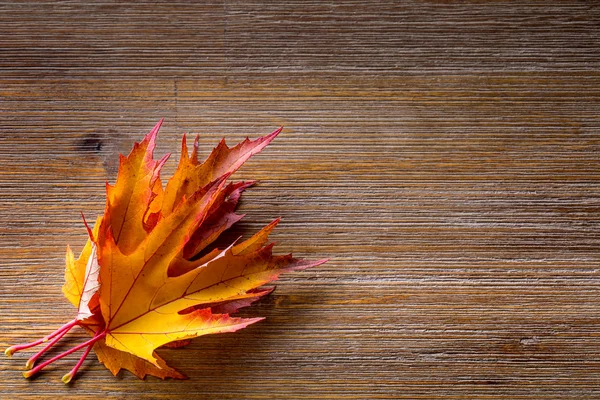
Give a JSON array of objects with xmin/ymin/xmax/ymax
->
[{"xmin": 5, "ymin": 120, "xmax": 327, "ymax": 382}]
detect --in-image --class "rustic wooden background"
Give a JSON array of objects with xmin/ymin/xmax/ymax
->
[{"xmin": 1, "ymin": 1, "xmax": 599, "ymax": 399}]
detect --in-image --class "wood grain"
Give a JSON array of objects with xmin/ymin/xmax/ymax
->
[{"xmin": 1, "ymin": 1, "xmax": 599, "ymax": 398}]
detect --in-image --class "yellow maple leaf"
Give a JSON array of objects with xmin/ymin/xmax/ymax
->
[{"xmin": 5, "ymin": 120, "xmax": 327, "ymax": 382}]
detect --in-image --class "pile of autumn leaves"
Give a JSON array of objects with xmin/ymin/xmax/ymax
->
[{"xmin": 5, "ymin": 120, "xmax": 326, "ymax": 382}]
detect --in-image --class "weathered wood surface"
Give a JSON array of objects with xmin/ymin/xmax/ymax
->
[{"xmin": 1, "ymin": 1, "xmax": 599, "ymax": 398}]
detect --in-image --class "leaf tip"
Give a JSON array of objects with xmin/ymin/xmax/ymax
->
[
  {"xmin": 260, "ymin": 286, "xmax": 276, "ymax": 296},
  {"xmin": 272, "ymin": 126, "xmax": 284, "ymax": 136},
  {"xmin": 142, "ymin": 118, "xmax": 164, "ymax": 148},
  {"xmin": 80, "ymin": 212, "xmax": 94, "ymax": 242},
  {"xmin": 286, "ymin": 257, "xmax": 329, "ymax": 273},
  {"xmin": 180, "ymin": 134, "xmax": 189, "ymax": 160},
  {"xmin": 157, "ymin": 152, "xmax": 171, "ymax": 169},
  {"xmin": 191, "ymin": 134, "xmax": 200, "ymax": 161},
  {"xmin": 151, "ymin": 118, "xmax": 164, "ymax": 135},
  {"xmin": 25, "ymin": 358, "xmax": 34, "ymax": 370},
  {"xmin": 309, "ymin": 258, "xmax": 330, "ymax": 270},
  {"xmin": 265, "ymin": 217, "xmax": 282, "ymax": 231},
  {"xmin": 250, "ymin": 317, "xmax": 266, "ymax": 325},
  {"xmin": 258, "ymin": 126, "xmax": 283, "ymax": 147},
  {"xmin": 22, "ymin": 370, "xmax": 33, "ymax": 379}
]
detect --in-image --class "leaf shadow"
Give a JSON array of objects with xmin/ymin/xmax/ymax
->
[
  {"xmin": 159, "ymin": 238, "xmax": 326, "ymax": 389},
  {"xmin": 157, "ymin": 287, "xmax": 325, "ymax": 390}
]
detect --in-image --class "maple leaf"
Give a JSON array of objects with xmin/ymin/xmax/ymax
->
[{"xmin": 5, "ymin": 120, "xmax": 328, "ymax": 382}]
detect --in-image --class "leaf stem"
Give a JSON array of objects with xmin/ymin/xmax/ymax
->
[
  {"xmin": 61, "ymin": 337, "xmax": 96, "ymax": 384},
  {"xmin": 22, "ymin": 329, "xmax": 106, "ymax": 379},
  {"xmin": 5, "ymin": 319, "xmax": 78, "ymax": 357},
  {"xmin": 25, "ymin": 322, "xmax": 75, "ymax": 370}
]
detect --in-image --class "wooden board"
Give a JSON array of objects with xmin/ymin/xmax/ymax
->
[{"xmin": 1, "ymin": 1, "xmax": 599, "ymax": 398}]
